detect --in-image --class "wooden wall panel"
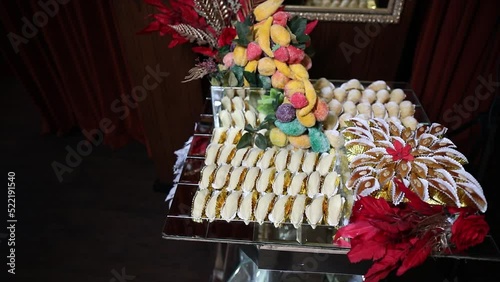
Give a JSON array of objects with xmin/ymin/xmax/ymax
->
[
  {"xmin": 307, "ymin": 0, "xmax": 417, "ymax": 81},
  {"xmin": 112, "ymin": 1, "xmax": 203, "ymax": 184}
]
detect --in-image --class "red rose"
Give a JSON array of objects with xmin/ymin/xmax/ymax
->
[
  {"xmin": 218, "ymin": 27, "xmax": 236, "ymax": 47},
  {"xmin": 450, "ymin": 213, "xmax": 489, "ymax": 251}
]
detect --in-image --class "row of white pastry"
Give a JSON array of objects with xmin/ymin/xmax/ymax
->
[
  {"xmin": 205, "ymin": 144, "xmax": 337, "ymax": 175},
  {"xmin": 191, "ymin": 189, "xmax": 346, "ymax": 229},
  {"xmin": 199, "ymin": 163, "xmax": 341, "ymax": 198}
]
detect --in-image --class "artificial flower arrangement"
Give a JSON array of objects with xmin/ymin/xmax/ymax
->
[{"xmin": 141, "ymin": 1, "xmax": 490, "ymax": 281}]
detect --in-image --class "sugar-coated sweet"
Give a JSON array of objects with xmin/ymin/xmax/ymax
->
[
  {"xmin": 223, "ymin": 52, "xmax": 234, "ymax": 68},
  {"xmin": 258, "ymin": 57, "xmax": 276, "ymax": 76},
  {"xmin": 309, "ymin": 126, "xmax": 330, "ymax": 153},
  {"xmin": 298, "ymin": 78, "xmax": 317, "ymax": 116},
  {"xmin": 328, "ymin": 99, "xmax": 343, "ymax": 116},
  {"xmin": 287, "ymin": 45, "xmax": 305, "ymax": 64},
  {"xmin": 275, "ymin": 118, "xmax": 307, "ymax": 136},
  {"xmin": 313, "ymin": 99, "xmax": 329, "ymax": 121},
  {"xmin": 290, "ymin": 64, "xmax": 309, "ymax": 80},
  {"xmin": 385, "ymin": 101, "xmax": 399, "ymax": 117},
  {"xmin": 343, "ymin": 101, "xmax": 357, "ymax": 116},
  {"xmin": 273, "ymin": 11, "xmax": 289, "ymax": 26},
  {"xmin": 290, "ymin": 92, "xmax": 309, "ymax": 109},
  {"xmin": 368, "ymin": 80, "xmax": 388, "ymax": 91},
  {"xmin": 376, "ymin": 89, "xmax": 390, "ymax": 103},
  {"xmin": 274, "ymin": 46, "xmax": 289, "ymax": 62},
  {"xmin": 256, "ymin": 16, "xmax": 274, "ymax": 57},
  {"xmin": 399, "ymin": 100, "xmax": 415, "ymax": 118},
  {"xmin": 276, "ymin": 103, "xmax": 296, "ymax": 122},
  {"xmin": 390, "ymin": 88, "xmax": 406, "ymax": 104},
  {"xmin": 357, "ymin": 102, "xmax": 371, "ymax": 116},
  {"xmin": 288, "ymin": 134, "xmax": 311, "ymax": 149},
  {"xmin": 246, "ymin": 42, "xmax": 262, "ymax": 61},
  {"xmin": 347, "ymin": 89, "xmax": 362, "ymax": 103},
  {"xmin": 284, "ymin": 80, "xmax": 305, "ymax": 97},
  {"xmin": 297, "ymin": 112, "xmax": 316, "ymax": 127},
  {"xmin": 253, "ymin": 0, "xmax": 283, "ymax": 21},
  {"xmin": 361, "ymin": 89, "xmax": 376, "ymax": 104},
  {"xmin": 402, "ymin": 116, "xmax": 418, "ymax": 130},
  {"xmin": 233, "ymin": 45, "xmax": 247, "ymax": 66},
  {"xmin": 333, "ymin": 88, "xmax": 346, "ymax": 102},
  {"xmin": 270, "ymin": 24, "xmax": 291, "ymax": 46},
  {"xmin": 271, "ymin": 70, "xmax": 289, "ymax": 89},
  {"xmin": 274, "ymin": 60, "xmax": 293, "ymax": 79},
  {"xmin": 345, "ymin": 78, "xmax": 362, "ymax": 90},
  {"xmin": 372, "ymin": 102, "xmax": 386, "ymax": 119}
]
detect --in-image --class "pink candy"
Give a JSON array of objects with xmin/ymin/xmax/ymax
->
[
  {"xmin": 273, "ymin": 11, "xmax": 289, "ymax": 26},
  {"xmin": 274, "ymin": 46, "xmax": 289, "ymax": 62},
  {"xmin": 287, "ymin": 45, "xmax": 305, "ymax": 64},
  {"xmin": 313, "ymin": 99, "xmax": 329, "ymax": 121},
  {"xmin": 246, "ymin": 42, "xmax": 262, "ymax": 61},
  {"xmin": 290, "ymin": 93, "xmax": 309, "ymax": 109}
]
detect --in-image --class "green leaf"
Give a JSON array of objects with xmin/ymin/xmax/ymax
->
[
  {"xmin": 237, "ymin": 132, "xmax": 253, "ymax": 149},
  {"xmin": 296, "ymin": 34, "xmax": 310, "ymax": 44},
  {"xmin": 288, "ymin": 16, "xmax": 307, "ymax": 38},
  {"xmin": 209, "ymin": 77, "xmax": 220, "ymax": 86},
  {"xmin": 244, "ymin": 124, "xmax": 255, "ymax": 132},
  {"xmin": 235, "ymin": 21, "xmax": 251, "ymax": 47},
  {"xmin": 254, "ymin": 133, "xmax": 268, "ymax": 150},
  {"xmin": 257, "ymin": 104, "xmax": 275, "ymax": 115},
  {"xmin": 218, "ymin": 45, "xmax": 230, "ymax": 59},
  {"xmin": 291, "ymin": 42, "xmax": 306, "ymax": 49},
  {"xmin": 258, "ymin": 75, "xmax": 271, "ymax": 89},
  {"xmin": 243, "ymin": 71, "xmax": 257, "ymax": 87},
  {"xmin": 264, "ymin": 114, "xmax": 277, "ymax": 123},
  {"xmin": 231, "ymin": 65, "xmax": 244, "ymax": 85},
  {"xmin": 228, "ymin": 71, "xmax": 238, "ymax": 87},
  {"xmin": 272, "ymin": 44, "xmax": 281, "ymax": 52}
]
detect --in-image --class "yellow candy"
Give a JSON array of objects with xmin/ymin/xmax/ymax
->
[
  {"xmin": 245, "ymin": 60, "xmax": 258, "ymax": 72},
  {"xmin": 284, "ymin": 80, "xmax": 305, "ymax": 97},
  {"xmin": 290, "ymin": 64, "xmax": 309, "ymax": 80},
  {"xmin": 254, "ymin": 0, "xmax": 284, "ymax": 21},
  {"xmin": 270, "ymin": 25, "xmax": 291, "ymax": 46},
  {"xmin": 297, "ymin": 111, "xmax": 316, "ymax": 127},
  {"xmin": 258, "ymin": 57, "xmax": 276, "ymax": 76},
  {"xmin": 298, "ymin": 79, "xmax": 317, "ymax": 117},
  {"xmin": 255, "ymin": 17, "xmax": 274, "ymax": 57},
  {"xmin": 233, "ymin": 46, "xmax": 248, "ymax": 66},
  {"xmin": 270, "ymin": 127, "xmax": 288, "ymax": 147},
  {"xmin": 274, "ymin": 60, "xmax": 294, "ymax": 80},
  {"xmin": 288, "ymin": 135, "xmax": 311, "ymax": 149}
]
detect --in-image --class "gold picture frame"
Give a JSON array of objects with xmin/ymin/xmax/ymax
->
[{"xmin": 285, "ymin": 0, "xmax": 405, "ymax": 23}]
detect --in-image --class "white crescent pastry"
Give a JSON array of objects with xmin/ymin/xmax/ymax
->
[
  {"xmin": 305, "ymin": 195, "xmax": 325, "ymax": 229},
  {"xmin": 220, "ymin": 190, "xmax": 243, "ymax": 222},
  {"xmin": 301, "ymin": 151, "xmax": 318, "ymax": 174},
  {"xmin": 199, "ymin": 164, "xmax": 217, "ymax": 190},
  {"xmin": 287, "ymin": 149, "xmax": 305, "ymax": 173},
  {"xmin": 269, "ymin": 195, "xmax": 292, "ymax": 228},
  {"xmin": 227, "ymin": 166, "xmax": 247, "ymax": 191},
  {"xmin": 238, "ymin": 191, "xmax": 258, "ymax": 225},
  {"xmin": 290, "ymin": 194, "xmax": 307, "ymax": 228},
  {"xmin": 274, "ymin": 148, "xmax": 290, "ymax": 171},
  {"xmin": 242, "ymin": 167, "xmax": 260, "ymax": 192},
  {"xmin": 326, "ymin": 194, "xmax": 344, "ymax": 226},
  {"xmin": 288, "ymin": 172, "xmax": 307, "ymax": 196},
  {"xmin": 205, "ymin": 143, "xmax": 222, "ymax": 166},
  {"xmin": 191, "ymin": 189, "xmax": 210, "ymax": 222},
  {"xmin": 254, "ymin": 193, "xmax": 275, "ymax": 224},
  {"xmin": 322, "ymin": 171, "xmax": 339, "ymax": 197},
  {"xmin": 256, "ymin": 167, "xmax": 276, "ymax": 193},
  {"xmin": 231, "ymin": 147, "xmax": 249, "ymax": 167},
  {"xmin": 212, "ymin": 165, "xmax": 232, "ymax": 189}
]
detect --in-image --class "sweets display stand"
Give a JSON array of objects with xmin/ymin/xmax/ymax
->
[{"xmin": 162, "ymin": 81, "xmax": 500, "ymax": 281}]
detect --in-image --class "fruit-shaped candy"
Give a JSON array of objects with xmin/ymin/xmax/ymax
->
[
  {"xmin": 258, "ymin": 57, "xmax": 276, "ymax": 76},
  {"xmin": 298, "ymin": 79, "xmax": 317, "ymax": 116},
  {"xmin": 271, "ymin": 71, "xmax": 289, "ymax": 89},
  {"xmin": 273, "ymin": 11, "xmax": 289, "ymax": 26},
  {"xmin": 270, "ymin": 25, "xmax": 291, "ymax": 46},
  {"xmin": 274, "ymin": 60, "xmax": 294, "ymax": 80},
  {"xmin": 233, "ymin": 46, "xmax": 248, "ymax": 66},
  {"xmin": 255, "ymin": 17, "xmax": 274, "ymax": 57},
  {"xmin": 284, "ymin": 80, "xmax": 305, "ymax": 97},
  {"xmin": 290, "ymin": 93, "xmax": 308, "ymax": 109},
  {"xmin": 297, "ymin": 112, "xmax": 316, "ymax": 127},
  {"xmin": 254, "ymin": 0, "xmax": 284, "ymax": 22},
  {"xmin": 288, "ymin": 135, "xmax": 311, "ymax": 149},
  {"xmin": 290, "ymin": 64, "xmax": 309, "ymax": 80},
  {"xmin": 270, "ymin": 127, "xmax": 288, "ymax": 147},
  {"xmin": 247, "ymin": 42, "xmax": 263, "ymax": 61}
]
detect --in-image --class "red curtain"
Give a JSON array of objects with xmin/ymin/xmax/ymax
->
[
  {"xmin": 0, "ymin": 0, "xmax": 145, "ymax": 148},
  {"xmin": 411, "ymin": 0, "xmax": 500, "ymax": 156}
]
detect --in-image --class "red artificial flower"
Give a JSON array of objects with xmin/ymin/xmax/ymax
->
[
  {"xmin": 218, "ymin": 27, "xmax": 237, "ymax": 47},
  {"xmin": 305, "ymin": 20, "xmax": 318, "ymax": 35},
  {"xmin": 386, "ymin": 140, "xmax": 414, "ymax": 161},
  {"xmin": 451, "ymin": 212, "xmax": 489, "ymax": 251},
  {"xmin": 192, "ymin": 46, "xmax": 218, "ymax": 57},
  {"xmin": 334, "ymin": 179, "xmax": 489, "ymax": 282}
]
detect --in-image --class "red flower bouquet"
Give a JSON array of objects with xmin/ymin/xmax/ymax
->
[
  {"xmin": 140, "ymin": 0, "xmax": 317, "ymax": 86},
  {"xmin": 334, "ymin": 179, "xmax": 489, "ymax": 282}
]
